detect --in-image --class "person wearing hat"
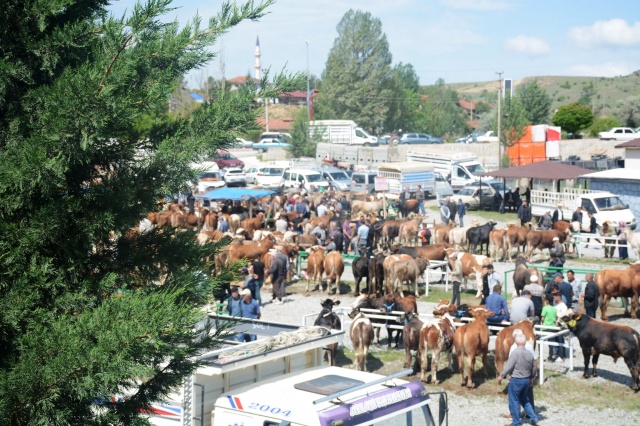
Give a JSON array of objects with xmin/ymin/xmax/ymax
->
[
  {"xmin": 237, "ymin": 288, "xmax": 261, "ymax": 342},
  {"xmin": 240, "ymin": 267, "xmax": 257, "ymax": 299},
  {"xmin": 226, "ymin": 286, "xmax": 242, "ymax": 317},
  {"xmin": 523, "ymin": 275, "xmax": 545, "ymax": 318},
  {"xmin": 549, "ymin": 236, "xmax": 565, "ymax": 266},
  {"xmin": 450, "ymin": 252, "xmax": 463, "ymax": 306},
  {"xmin": 556, "ymin": 273, "xmax": 573, "ymax": 311},
  {"xmin": 509, "ymin": 289, "xmax": 538, "ymax": 325},
  {"xmin": 517, "ymin": 199, "xmax": 532, "ymax": 227}
]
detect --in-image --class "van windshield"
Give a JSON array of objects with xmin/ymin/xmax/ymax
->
[
  {"xmin": 261, "ymin": 168, "xmax": 284, "ymax": 176},
  {"xmin": 306, "ymin": 174, "xmax": 322, "ymax": 182},
  {"xmin": 465, "ymin": 164, "xmax": 486, "ymax": 175},
  {"xmin": 594, "ymin": 196, "xmax": 627, "ymax": 211},
  {"xmin": 218, "ymin": 153, "xmax": 236, "ymax": 160},
  {"xmin": 329, "ymin": 172, "xmax": 349, "ymax": 180}
]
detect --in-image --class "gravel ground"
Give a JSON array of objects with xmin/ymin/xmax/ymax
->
[{"xmin": 253, "ymin": 209, "xmax": 640, "ymax": 426}]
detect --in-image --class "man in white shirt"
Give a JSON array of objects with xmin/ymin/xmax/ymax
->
[{"xmin": 316, "ymin": 201, "xmax": 327, "ymax": 217}]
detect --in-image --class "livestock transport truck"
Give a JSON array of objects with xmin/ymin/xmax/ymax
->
[
  {"xmin": 145, "ymin": 315, "xmax": 445, "ymax": 426},
  {"xmin": 405, "ymin": 151, "xmax": 487, "ymax": 191}
]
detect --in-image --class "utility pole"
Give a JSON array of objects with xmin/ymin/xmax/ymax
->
[
  {"xmin": 496, "ymin": 71, "xmax": 503, "ymax": 169},
  {"xmin": 263, "ymin": 68, "xmax": 269, "ymax": 132},
  {"xmin": 305, "ymin": 40, "xmax": 311, "ymax": 120}
]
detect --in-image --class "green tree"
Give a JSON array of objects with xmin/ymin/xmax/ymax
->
[
  {"xmin": 589, "ymin": 116, "xmax": 622, "ymax": 137},
  {"xmin": 385, "ymin": 62, "xmax": 420, "ymax": 133},
  {"xmin": 613, "ymin": 95, "xmax": 640, "ymax": 127},
  {"xmin": 517, "ymin": 80, "xmax": 552, "ymax": 124},
  {"xmin": 552, "ymin": 102, "xmax": 595, "ymax": 136},
  {"xmin": 579, "ymin": 81, "xmax": 597, "ymax": 106},
  {"xmin": 287, "ymin": 108, "xmax": 318, "ymax": 157},
  {"xmin": 499, "ymin": 94, "xmax": 530, "ymax": 147},
  {"xmin": 415, "ymin": 79, "xmax": 470, "ymax": 137},
  {"xmin": 0, "ymin": 0, "xmax": 298, "ymax": 423},
  {"xmin": 317, "ymin": 10, "xmax": 394, "ymax": 133}
]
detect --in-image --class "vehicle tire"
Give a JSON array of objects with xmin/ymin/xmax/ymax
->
[
  {"xmin": 465, "ymin": 203, "xmax": 471, "ymax": 210},
  {"xmin": 363, "ymin": 142, "xmax": 370, "ymax": 147},
  {"xmin": 389, "ymin": 137, "xmax": 400, "ymax": 146},
  {"xmin": 260, "ymin": 148, "xmax": 267, "ymax": 153}
]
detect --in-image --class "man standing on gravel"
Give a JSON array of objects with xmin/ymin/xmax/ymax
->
[
  {"xmin": 268, "ymin": 251, "xmax": 287, "ymax": 304},
  {"xmin": 450, "ymin": 252, "xmax": 463, "ymax": 306},
  {"xmin": 517, "ymin": 200, "xmax": 532, "ymax": 227},
  {"xmin": 582, "ymin": 273, "xmax": 599, "ymax": 318},
  {"xmin": 498, "ymin": 333, "xmax": 539, "ymax": 426}
]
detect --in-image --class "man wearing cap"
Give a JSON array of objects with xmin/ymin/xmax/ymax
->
[
  {"xmin": 510, "ymin": 290, "xmax": 537, "ymax": 324},
  {"xmin": 523, "ymin": 275, "xmax": 544, "ymax": 318},
  {"xmin": 545, "ymin": 273, "xmax": 568, "ymax": 305},
  {"xmin": 556, "ymin": 273, "xmax": 573, "ymax": 310},
  {"xmin": 450, "ymin": 252, "xmax": 463, "ymax": 306},
  {"xmin": 498, "ymin": 333, "xmax": 539, "ymax": 426},
  {"xmin": 237, "ymin": 288, "xmax": 261, "ymax": 342},
  {"xmin": 549, "ymin": 236, "xmax": 565, "ymax": 266},
  {"xmin": 486, "ymin": 284, "xmax": 510, "ymax": 323}
]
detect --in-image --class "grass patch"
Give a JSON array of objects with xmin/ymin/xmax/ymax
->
[
  {"xmin": 428, "ymin": 205, "xmax": 518, "ymax": 223},
  {"xmin": 422, "ymin": 289, "xmax": 478, "ymax": 306}
]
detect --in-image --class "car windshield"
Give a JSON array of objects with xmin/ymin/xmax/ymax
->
[
  {"xmin": 594, "ymin": 196, "xmax": 627, "ymax": 211},
  {"xmin": 458, "ymin": 188, "xmax": 475, "ymax": 196},
  {"xmin": 329, "ymin": 171, "xmax": 349, "ymax": 180},
  {"xmin": 200, "ymin": 172, "xmax": 220, "ymax": 179},
  {"xmin": 466, "ymin": 164, "xmax": 486, "ymax": 174},
  {"xmin": 261, "ymin": 168, "xmax": 284, "ymax": 176},
  {"xmin": 219, "ymin": 153, "xmax": 236, "ymax": 160},
  {"xmin": 306, "ymin": 174, "xmax": 322, "ymax": 182}
]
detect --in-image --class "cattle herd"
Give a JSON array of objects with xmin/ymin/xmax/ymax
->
[{"xmin": 141, "ymin": 191, "xmax": 640, "ymax": 392}]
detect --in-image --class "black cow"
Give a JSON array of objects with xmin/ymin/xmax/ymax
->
[
  {"xmin": 559, "ymin": 311, "xmax": 640, "ymax": 391},
  {"xmin": 352, "ymin": 256, "xmax": 370, "ymax": 294},
  {"xmin": 314, "ymin": 298, "xmax": 342, "ymax": 366},
  {"xmin": 466, "ymin": 221, "xmax": 497, "ymax": 255},
  {"xmin": 368, "ymin": 253, "xmax": 386, "ymax": 295}
]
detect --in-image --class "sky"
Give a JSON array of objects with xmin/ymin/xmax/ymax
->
[{"xmin": 109, "ymin": 0, "xmax": 640, "ymax": 88}]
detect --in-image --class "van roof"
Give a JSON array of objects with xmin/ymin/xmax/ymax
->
[
  {"xmin": 285, "ymin": 168, "xmax": 322, "ymax": 174},
  {"xmin": 352, "ymin": 170, "xmax": 378, "ymax": 175}
]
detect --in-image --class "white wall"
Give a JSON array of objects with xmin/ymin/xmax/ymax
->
[{"xmin": 624, "ymin": 149, "xmax": 640, "ymax": 169}]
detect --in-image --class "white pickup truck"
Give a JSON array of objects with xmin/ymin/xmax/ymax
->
[
  {"xmin": 145, "ymin": 315, "xmax": 444, "ymax": 426},
  {"xmin": 530, "ymin": 188, "xmax": 637, "ymax": 230}
]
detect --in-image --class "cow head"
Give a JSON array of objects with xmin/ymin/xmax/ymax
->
[
  {"xmin": 468, "ymin": 307, "xmax": 495, "ymax": 320},
  {"xmin": 488, "ymin": 220, "xmax": 497, "ymax": 230},
  {"xmin": 348, "ymin": 307, "xmax": 364, "ymax": 320},
  {"xmin": 350, "ymin": 292, "xmax": 368, "ymax": 309},
  {"xmin": 514, "ymin": 255, "xmax": 528, "ymax": 268},
  {"xmin": 557, "ymin": 309, "xmax": 581, "ymax": 330},
  {"xmin": 320, "ymin": 298, "xmax": 340, "ymax": 312},
  {"xmin": 433, "ymin": 301, "xmax": 457, "ymax": 317},
  {"xmin": 416, "ymin": 258, "xmax": 429, "ymax": 274}
]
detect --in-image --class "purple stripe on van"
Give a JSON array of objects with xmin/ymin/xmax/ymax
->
[{"xmin": 318, "ymin": 381, "xmax": 427, "ymax": 426}]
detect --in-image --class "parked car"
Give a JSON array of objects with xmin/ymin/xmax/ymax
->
[
  {"xmin": 245, "ymin": 166, "xmax": 285, "ymax": 189},
  {"xmin": 222, "ymin": 167, "xmax": 247, "ymax": 187},
  {"xmin": 456, "ymin": 184, "xmax": 502, "ymax": 211},
  {"xmin": 252, "ymin": 139, "xmax": 291, "ymax": 152},
  {"xmin": 282, "ymin": 168, "xmax": 329, "ymax": 192},
  {"xmin": 211, "ymin": 150, "xmax": 244, "ymax": 169},
  {"xmin": 598, "ymin": 127, "xmax": 638, "ymax": 141},
  {"xmin": 464, "ymin": 179, "xmax": 511, "ymax": 196},
  {"xmin": 394, "ymin": 132, "xmax": 444, "ymax": 145},
  {"xmin": 455, "ymin": 131, "xmax": 498, "ymax": 144},
  {"xmin": 196, "ymin": 171, "xmax": 225, "ymax": 193},
  {"xmin": 313, "ymin": 167, "xmax": 352, "ymax": 191},
  {"xmin": 234, "ymin": 138, "xmax": 254, "ymax": 148}
]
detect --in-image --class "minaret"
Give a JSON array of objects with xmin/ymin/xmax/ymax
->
[{"xmin": 254, "ymin": 36, "xmax": 261, "ymax": 80}]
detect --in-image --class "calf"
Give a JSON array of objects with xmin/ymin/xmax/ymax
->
[
  {"xmin": 494, "ymin": 321, "xmax": 536, "ymax": 376},
  {"xmin": 419, "ymin": 303, "xmax": 457, "ymax": 384},
  {"xmin": 453, "ymin": 308, "xmax": 494, "ymax": 388},
  {"xmin": 396, "ymin": 312, "xmax": 423, "ymax": 372},
  {"xmin": 388, "ymin": 258, "xmax": 428, "ymax": 296},
  {"xmin": 352, "ymin": 256, "xmax": 370, "ymax": 295},
  {"xmin": 596, "ymin": 264, "xmax": 640, "ymax": 321},
  {"xmin": 305, "ymin": 246, "xmax": 325, "ymax": 293},
  {"xmin": 382, "ymin": 254, "xmax": 414, "ymax": 294},
  {"xmin": 525, "ymin": 228, "xmax": 571, "ymax": 260},
  {"xmin": 466, "ymin": 221, "xmax": 497, "ymax": 255},
  {"xmin": 323, "ymin": 251, "xmax": 344, "ymax": 294},
  {"xmin": 506, "ymin": 224, "xmax": 530, "ymax": 260},
  {"xmin": 313, "ymin": 299, "xmax": 342, "ymax": 366},
  {"xmin": 348, "ymin": 309, "xmax": 375, "ymax": 371},
  {"xmin": 559, "ymin": 311, "xmax": 640, "ymax": 390},
  {"xmin": 488, "ymin": 229, "xmax": 508, "ymax": 262}
]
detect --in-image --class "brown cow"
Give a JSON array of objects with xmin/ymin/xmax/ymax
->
[
  {"xmin": 380, "ymin": 218, "xmax": 409, "ymax": 249},
  {"xmin": 419, "ymin": 302, "xmax": 457, "ymax": 384},
  {"xmin": 196, "ymin": 230, "xmax": 224, "ymax": 245},
  {"xmin": 323, "ymin": 251, "xmax": 344, "ymax": 294},
  {"xmin": 297, "ymin": 234, "xmax": 318, "ymax": 247},
  {"xmin": 396, "ymin": 311, "xmax": 423, "ymax": 371},
  {"xmin": 398, "ymin": 217, "xmax": 423, "ymax": 246},
  {"xmin": 226, "ymin": 234, "xmax": 276, "ymax": 263},
  {"xmin": 348, "ymin": 309, "xmax": 375, "ymax": 371},
  {"xmin": 351, "ymin": 200, "xmax": 383, "ymax": 218},
  {"xmin": 305, "ymin": 246, "xmax": 325, "ymax": 292},
  {"xmin": 432, "ymin": 222, "xmax": 455, "ymax": 244},
  {"xmin": 512, "ymin": 256, "xmax": 545, "ymax": 296},
  {"xmin": 453, "ymin": 308, "xmax": 494, "ymax": 388},
  {"xmin": 494, "ymin": 321, "xmax": 536, "ymax": 376},
  {"xmin": 382, "ymin": 254, "xmax": 414, "ymax": 293},
  {"xmin": 309, "ymin": 210, "xmax": 335, "ymax": 229},
  {"xmin": 506, "ymin": 224, "xmax": 530, "ymax": 260},
  {"xmin": 489, "ymin": 229, "xmax": 508, "ymax": 262},
  {"xmin": 596, "ymin": 264, "xmax": 640, "ymax": 321},
  {"xmin": 388, "ymin": 258, "xmax": 429, "ymax": 295},
  {"xmin": 393, "ymin": 243, "xmax": 452, "ymax": 262},
  {"xmin": 240, "ymin": 213, "xmax": 264, "ymax": 240},
  {"xmin": 525, "ymin": 228, "xmax": 572, "ymax": 260}
]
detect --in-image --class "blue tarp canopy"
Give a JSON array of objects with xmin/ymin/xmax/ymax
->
[{"xmin": 196, "ymin": 187, "xmax": 275, "ymax": 201}]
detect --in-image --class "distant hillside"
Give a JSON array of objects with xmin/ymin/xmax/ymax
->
[{"xmin": 438, "ymin": 73, "xmax": 640, "ymax": 113}]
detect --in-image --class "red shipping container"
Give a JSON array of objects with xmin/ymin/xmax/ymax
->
[{"xmin": 546, "ymin": 126, "xmax": 561, "ymax": 141}]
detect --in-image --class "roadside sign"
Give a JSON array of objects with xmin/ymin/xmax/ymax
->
[{"xmin": 374, "ymin": 176, "xmax": 389, "ymax": 191}]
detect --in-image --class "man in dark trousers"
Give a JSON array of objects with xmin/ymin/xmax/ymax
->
[
  {"xmin": 268, "ymin": 251, "xmax": 287, "ymax": 304},
  {"xmin": 571, "ymin": 206, "xmax": 583, "ymax": 224},
  {"xmin": 447, "ymin": 196, "xmax": 457, "ymax": 224},
  {"xmin": 552, "ymin": 203, "xmax": 564, "ymax": 224},
  {"xmin": 251, "ymin": 254, "xmax": 265, "ymax": 306},
  {"xmin": 582, "ymin": 272, "xmax": 599, "ymax": 318},
  {"xmin": 517, "ymin": 200, "xmax": 532, "ymax": 227}
]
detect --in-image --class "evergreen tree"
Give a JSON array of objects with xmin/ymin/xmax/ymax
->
[
  {"xmin": 499, "ymin": 93, "xmax": 530, "ymax": 147},
  {"xmin": 517, "ymin": 80, "xmax": 552, "ymax": 124},
  {"xmin": 385, "ymin": 63, "xmax": 420, "ymax": 133},
  {"xmin": 287, "ymin": 108, "xmax": 318, "ymax": 158},
  {"xmin": 0, "ymin": 0, "xmax": 298, "ymax": 423},
  {"xmin": 317, "ymin": 10, "xmax": 394, "ymax": 133}
]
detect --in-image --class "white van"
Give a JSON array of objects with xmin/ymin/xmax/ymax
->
[{"xmin": 282, "ymin": 168, "xmax": 330, "ymax": 192}]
